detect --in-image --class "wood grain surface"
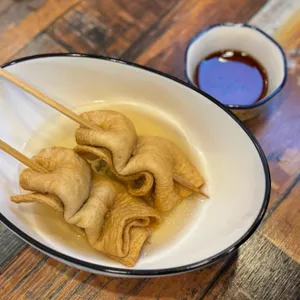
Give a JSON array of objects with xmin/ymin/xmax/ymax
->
[
  {"xmin": 0, "ymin": 0, "xmax": 300, "ymax": 299},
  {"xmin": 205, "ymin": 234, "xmax": 300, "ymax": 300},
  {"xmin": 0, "ymin": 223, "xmax": 26, "ymax": 273},
  {"xmin": 0, "ymin": 0, "xmax": 80, "ymax": 64}
]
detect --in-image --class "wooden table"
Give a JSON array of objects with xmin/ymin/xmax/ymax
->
[{"xmin": 0, "ymin": 0, "xmax": 299, "ymax": 299}]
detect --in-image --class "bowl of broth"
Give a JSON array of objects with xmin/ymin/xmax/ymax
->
[
  {"xmin": 185, "ymin": 23, "xmax": 287, "ymax": 120},
  {"xmin": 0, "ymin": 54, "xmax": 270, "ymax": 277}
]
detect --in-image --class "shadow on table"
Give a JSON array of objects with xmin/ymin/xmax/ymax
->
[
  {"xmin": 88, "ymin": 251, "xmax": 239, "ymax": 299},
  {"xmin": 244, "ymin": 92, "xmax": 285, "ymax": 135}
]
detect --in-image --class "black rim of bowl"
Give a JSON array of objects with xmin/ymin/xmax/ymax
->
[
  {"xmin": 184, "ymin": 23, "xmax": 288, "ymax": 109},
  {"xmin": 0, "ymin": 53, "xmax": 271, "ymax": 277}
]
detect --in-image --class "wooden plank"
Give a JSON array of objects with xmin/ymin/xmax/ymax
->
[
  {"xmin": 126, "ymin": 0, "xmax": 266, "ymax": 79},
  {"xmin": 0, "ymin": 1, "xmax": 46, "ymax": 34},
  {"xmin": 0, "ymin": 0, "xmax": 14, "ymax": 17},
  {"xmin": 0, "ymin": 247, "xmax": 49, "ymax": 299},
  {"xmin": 98, "ymin": 261, "xmax": 227, "ymax": 300},
  {"xmin": 266, "ymin": 159, "xmax": 299, "ymax": 211},
  {"xmin": 263, "ymin": 180, "xmax": 300, "ymax": 264},
  {"xmin": 274, "ymin": 9, "xmax": 300, "ymax": 75},
  {"xmin": 11, "ymin": 33, "xmax": 68, "ymax": 61},
  {"xmin": 245, "ymin": 6, "xmax": 300, "ymax": 149},
  {"xmin": 0, "ymin": 223, "xmax": 27, "ymax": 273},
  {"xmin": 204, "ymin": 233, "xmax": 300, "ymax": 300},
  {"xmin": 249, "ymin": 0, "xmax": 300, "ymax": 36},
  {"xmin": 0, "ymin": 246, "xmax": 228, "ymax": 299},
  {"xmin": 245, "ymin": 7, "xmax": 300, "ymax": 213},
  {"xmin": 0, "ymin": 0, "xmax": 80, "ymax": 65},
  {"xmin": 205, "ymin": 3, "xmax": 300, "ymax": 298},
  {"xmin": 47, "ymin": 0, "xmax": 177, "ymax": 56},
  {"xmin": 246, "ymin": 76, "xmax": 300, "ymax": 158}
]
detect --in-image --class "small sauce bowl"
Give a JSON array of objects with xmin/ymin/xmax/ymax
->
[{"xmin": 185, "ymin": 23, "xmax": 287, "ymax": 120}]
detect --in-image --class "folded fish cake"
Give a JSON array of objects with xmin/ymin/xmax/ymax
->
[
  {"xmin": 76, "ymin": 110, "xmax": 137, "ymax": 170},
  {"xmin": 75, "ymin": 110, "xmax": 204, "ymax": 211},
  {"xmin": 16, "ymin": 147, "xmax": 92, "ymax": 220},
  {"xmin": 87, "ymin": 177, "xmax": 160, "ymax": 267},
  {"xmin": 12, "ymin": 147, "xmax": 160, "ymax": 267}
]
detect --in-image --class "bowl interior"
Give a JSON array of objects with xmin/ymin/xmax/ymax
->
[{"xmin": 0, "ymin": 55, "xmax": 268, "ymax": 274}]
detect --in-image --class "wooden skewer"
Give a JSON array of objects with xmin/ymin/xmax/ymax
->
[
  {"xmin": 173, "ymin": 173, "xmax": 208, "ymax": 198},
  {"xmin": 0, "ymin": 139, "xmax": 48, "ymax": 173},
  {"xmin": 0, "ymin": 67, "xmax": 99, "ymax": 131},
  {"xmin": 0, "ymin": 68, "xmax": 204, "ymax": 193}
]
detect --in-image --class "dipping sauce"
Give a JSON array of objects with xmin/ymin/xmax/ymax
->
[{"xmin": 195, "ymin": 50, "xmax": 268, "ymax": 106}]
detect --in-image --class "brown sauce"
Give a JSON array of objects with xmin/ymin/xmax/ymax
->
[{"xmin": 194, "ymin": 50, "xmax": 268, "ymax": 105}]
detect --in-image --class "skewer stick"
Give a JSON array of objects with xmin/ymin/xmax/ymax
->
[
  {"xmin": 0, "ymin": 67, "xmax": 99, "ymax": 131},
  {"xmin": 0, "ymin": 68, "xmax": 204, "ymax": 193},
  {"xmin": 0, "ymin": 139, "xmax": 48, "ymax": 173},
  {"xmin": 173, "ymin": 173, "xmax": 208, "ymax": 198}
]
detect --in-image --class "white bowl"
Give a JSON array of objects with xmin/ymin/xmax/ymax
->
[{"xmin": 0, "ymin": 54, "xmax": 270, "ymax": 277}]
